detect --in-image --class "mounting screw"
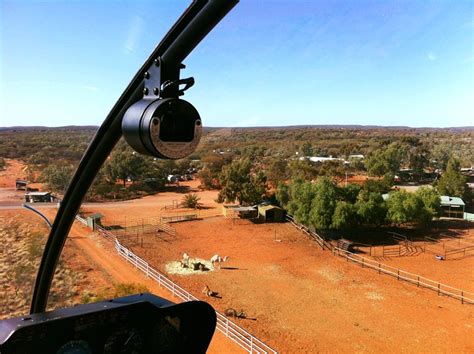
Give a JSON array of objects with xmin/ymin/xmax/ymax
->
[
  {"xmin": 154, "ymin": 58, "xmax": 160, "ymax": 66},
  {"xmin": 153, "ymin": 87, "xmax": 159, "ymax": 96},
  {"xmin": 144, "ymin": 71, "xmax": 150, "ymax": 79},
  {"xmin": 143, "ymin": 87, "xmax": 149, "ymax": 95}
]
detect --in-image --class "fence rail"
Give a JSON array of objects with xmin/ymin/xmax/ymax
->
[
  {"xmin": 75, "ymin": 215, "xmax": 276, "ymax": 353},
  {"xmin": 285, "ymin": 215, "xmax": 474, "ymax": 305},
  {"xmin": 161, "ymin": 214, "xmax": 198, "ymax": 223},
  {"xmin": 331, "ymin": 247, "xmax": 474, "ymax": 305},
  {"xmin": 424, "ymin": 236, "xmax": 474, "ymax": 259},
  {"xmin": 285, "ymin": 214, "xmax": 331, "ymax": 250},
  {"xmin": 111, "ymin": 232, "xmax": 277, "ymax": 354}
]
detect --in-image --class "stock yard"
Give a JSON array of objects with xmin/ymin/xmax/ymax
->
[
  {"xmin": 2, "ymin": 165, "xmax": 473, "ymax": 352},
  {"xmin": 95, "ymin": 208, "xmax": 474, "ymax": 353}
]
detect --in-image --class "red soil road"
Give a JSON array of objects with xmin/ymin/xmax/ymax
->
[
  {"xmin": 40, "ymin": 209, "xmax": 244, "ymax": 354},
  {"xmin": 116, "ymin": 217, "xmax": 474, "ymax": 353}
]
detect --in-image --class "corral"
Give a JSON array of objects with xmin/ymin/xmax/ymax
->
[{"xmin": 97, "ymin": 213, "xmax": 474, "ymax": 353}]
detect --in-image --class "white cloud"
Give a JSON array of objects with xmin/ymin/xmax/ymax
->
[
  {"xmin": 427, "ymin": 52, "xmax": 437, "ymax": 61},
  {"xmin": 124, "ymin": 15, "xmax": 145, "ymax": 54},
  {"xmin": 81, "ymin": 85, "xmax": 98, "ymax": 92}
]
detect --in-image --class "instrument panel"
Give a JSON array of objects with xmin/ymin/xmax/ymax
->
[{"xmin": 0, "ymin": 293, "xmax": 216, "ymax": 354}]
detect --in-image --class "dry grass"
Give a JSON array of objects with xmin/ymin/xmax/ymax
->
[{"xmin": 0, "ymin": 215, "xmax": 84, "ymax": 318}]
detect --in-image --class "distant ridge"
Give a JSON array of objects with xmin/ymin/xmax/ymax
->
[{"xmin": 1, "ymin": 125, "xmax": 473, "ymax": 132}]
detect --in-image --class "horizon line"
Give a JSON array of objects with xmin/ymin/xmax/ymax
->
[{"xmin": 1, "ymin": 124, "xmax": 473, "ymax": 130}]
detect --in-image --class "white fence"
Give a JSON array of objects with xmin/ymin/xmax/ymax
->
[
  {"xmin": 75, "ymin": 215, "xmax": 277, "ymax": 353},
  {"xmin": 75, "ymin": 215, "xmax": 87, "ymax": 225},
  {"xmin": 332, "ymin": 247, "xmax": 474, "ymax": 305},
  {"xmin": 285, "ymin": 215, "xmax": 474, "ymax": 305}
]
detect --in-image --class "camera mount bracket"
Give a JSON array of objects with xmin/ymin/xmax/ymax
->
[{"xmin": 144, "ymin": 57, "xmax": 194, "ymax": 99}]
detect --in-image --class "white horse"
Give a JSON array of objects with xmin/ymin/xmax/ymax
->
[
  {"xmin": 182, "ymin": 252, "xmax": 190, "ymax": 267},
  {"xmin": 210, "ymin": 254, "xmax": 229, "ymax": 269}
]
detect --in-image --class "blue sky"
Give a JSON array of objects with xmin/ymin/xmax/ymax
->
[{"xmin": 1, "ymin": 0, "xmax": 473, "ymax": 128}]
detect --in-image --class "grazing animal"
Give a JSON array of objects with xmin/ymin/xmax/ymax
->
[
  {"xmin": 193, "ymin": 262, "xmax": 207, "ymax": 271},
  {"xmin": 210, "ymin": 254, "xmax": 229, "ymax": 269},
  {"xmin": 202, "ymin": 284, "xmax": 221, "ymax": 298},
  {"xmin": 182, "ymin": 252, "xmax": 190, "ymax": 267},
  {"xmin": 202, "ymin": 284, "xmax": 215, "ymax": 297},
  {"xmin": 224, "ymin": 308, "xmax": 247, "ymax": 319}
]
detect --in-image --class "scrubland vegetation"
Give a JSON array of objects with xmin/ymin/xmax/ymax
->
[
  {"xmin": 0, "ymin": 216, "xmax": 81, "ymax": 317},
  {"xmin": 1, "ymin": 126, "xmax": 472, "ymax": 219}
]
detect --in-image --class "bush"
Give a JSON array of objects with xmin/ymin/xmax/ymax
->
[{"xmin": 182, "ymin": 193, "xmax": 201, "ymax": 209}]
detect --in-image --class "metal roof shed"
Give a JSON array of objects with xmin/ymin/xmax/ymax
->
[
  {"xmin": 440, "ymin": 196, "xmax": 465, "ymax": 218},
  {"xmin": 258, "ymin": 205, "xmax": 285, "ymax": 222},
  {"xmin": 86, "ymin": 213, "xmax": 104, "ymax": 230}
]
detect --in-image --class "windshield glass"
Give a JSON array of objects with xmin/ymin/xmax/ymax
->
[{"xmin": 1, "ymin": 1, "xmax": 473, "ymax": 353}]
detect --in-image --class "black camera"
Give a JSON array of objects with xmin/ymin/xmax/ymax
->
[{"xmin": 122, "ymin": 97, "xmax": 202, "ymax": 159}]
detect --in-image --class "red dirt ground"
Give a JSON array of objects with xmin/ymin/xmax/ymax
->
[
  {"xmin": 105, "ymin": 216, "xmax": 474, "ymax": 353},
  {"xmin": 42, "ymin": 209, "xmax": 242, "ymax": 353},
  {"xmin": 3, "ymin": 160, "xmax": 474, "ymax": 352},
  {"xmin": 0, "ymin": 159, "xmax": 27, "ymax": 188},
  {"xmin": 361, "ymin": 229, "xmax": 474, "ymax": 293}
]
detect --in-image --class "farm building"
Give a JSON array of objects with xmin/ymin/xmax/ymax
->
[
  {"xmin": 440, "ymin": 196, "xmax": 465, "ymax": 219},
  {"xmin": 258, "ymin": 205, "xmax": 285, "ymax": 222},
  {"xmin": 222, "ymin": 205, "xmax": 258, "ymax": 219},
  {"xmin": 86, "ymin": 213, "xmax": 103, "ymax": 230},
  {"xmin": 25, "ymin": 192, "xmax": 54, "ymax": 203},
  {"xmin": 235, "ymin": 206, "xmax": 258, "ymax": 219},
  {"xmin": 15, "ymin": 179, "xmax": 27, "ymax": 190}
]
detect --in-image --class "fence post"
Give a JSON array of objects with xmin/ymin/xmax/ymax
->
[
  {"xmin": 378, "ymin": 263, "xmax": 381, "ymax": 274},
  {"xmin": 438, "ymin": 283, "xmax": 440, "ymax": 296},
  {"xmin": 417, "ymin": 276, "xmax": 420, "ymax": 287},
  {"xmin": 397, "ymin": 269, "xmax": 400, "ymax": 280},
  {"xmin": 346, "ymin": 253, "xmax": 349, "ymax": 262},
  {"xmin": 250, "ymin": 335, "xmax": 254, "ymax": 353},
  {"xmin": 362, "ymin": 258, "xmax": 364, "ymax": 268},
  {"xmin": 461, "ymin": 291, "xmax": 464, "ymax": 304}
]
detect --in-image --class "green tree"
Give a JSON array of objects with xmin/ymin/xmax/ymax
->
[
  {"xmin": 301, "ymin": 142, "xmax": 313, "ymax": 157},
  {"xmin": 275, "ymin": 182, "xmax": 289, "ymax": 207},
  {"xmin": 338, "ymin": 184, "xmax": 361, "ymax": 204},
  {"xmin": 437, "ymin": 158, "xmax": 468, "ymax": 199},
  {"xmin": 40, "ymin": 165, "xmax": 74, "ymax": 193},
  {"xmin": 308, "ymin": 177, "xmax": 338, "ymax": 229},
  {"xmin": 103, "ymin": 151, "xmax": 148, "ymax": 187},
  {"xmin": 386, "ymin": 190, "xmax": 424, "ymax": 225},
  {"xmin": 355, "ymin": 189, "xmax": 387, "ymax": 226},
  {"xmin": 332, "ymin": 201, "xmax": 358, "ymax": 229},
  {"xmin": 287, "ymin": 179, "xmax": 314, "ymax": 225},
  {"xmin": 217, "ymin": 158, "xmax": 267, "ymax": 205},
  {"xmin": 415, "ymin": 187, "xmax": 441, "ymax": 221},
  {"xmin": 266, "ymin": 157, "xmax": 289, "ymax": 187},
  {"xmin": 365, "ymin": 143, "xmax": 402, "ymax": 177},
  {"xmin": 198, "ymin": 167, "xmax": 218, "ymax": 189}
]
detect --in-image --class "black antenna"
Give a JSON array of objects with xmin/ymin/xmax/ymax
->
[{"xmin": 31, "ymin": 0, "xmax": 238, "ymax": 314}]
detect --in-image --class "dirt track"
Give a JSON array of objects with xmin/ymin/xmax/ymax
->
[{"xmin": 39, "ymin": 209, "xmax": 244, "ymax": 354}]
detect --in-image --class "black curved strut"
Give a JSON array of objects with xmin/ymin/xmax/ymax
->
[{"xmin": 31, "ymin": 0, "xmax": 238, "ymax": 314}]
